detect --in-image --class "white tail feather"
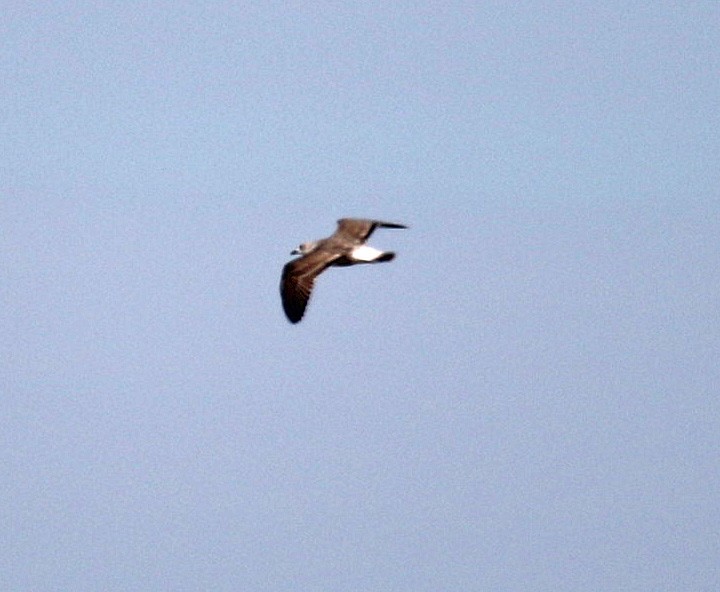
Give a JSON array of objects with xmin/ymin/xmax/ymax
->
[{"xmin": 350, "ymin": 245, "xmax": 385, "ymax": 262}]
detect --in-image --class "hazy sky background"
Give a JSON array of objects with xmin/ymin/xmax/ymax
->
[{"xmin": 2, "ymin": 2, "xmax": 719, "ymax": 590}]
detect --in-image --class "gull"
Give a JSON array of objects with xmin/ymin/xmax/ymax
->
[{"xmin": 280, "ymin": 218, "xmax": 407, "ymax": 323}]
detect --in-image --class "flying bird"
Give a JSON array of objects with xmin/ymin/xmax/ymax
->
[{"xmin": 280, "ymin": 218, "xmax": 407, "ymax": 323}]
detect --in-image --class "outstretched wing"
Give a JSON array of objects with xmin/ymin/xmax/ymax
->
[
  {"xmin": 280, "ymin": 250, "xmax": 340, "ymax": 323},
  {"xmin": 334, "ymin": 218, "xmax": 407, "ymax": 244}
]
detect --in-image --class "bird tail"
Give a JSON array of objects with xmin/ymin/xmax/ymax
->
[{"xmin": 376, "ymin": 252, "xmax": 395, "ymax": 262}]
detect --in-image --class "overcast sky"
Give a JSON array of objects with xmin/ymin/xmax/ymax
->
[{"xmin": 2, "ymin": 2, "xmax": 719, "ymax": 590}]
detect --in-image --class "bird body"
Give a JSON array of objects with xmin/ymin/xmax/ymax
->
[{"xmin": 280, "ymin": 218, "xmax": 407, "ymax": 323}]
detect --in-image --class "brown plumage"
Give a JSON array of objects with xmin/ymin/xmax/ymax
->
[{"xmin": 280, "ymin": 218, "xmax": 407, "ymax": 323}]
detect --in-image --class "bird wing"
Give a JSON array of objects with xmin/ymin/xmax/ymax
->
[
  {"xmin": 280, "ymin": 249, "xmax": 341, "ymax": 323},
  {"xmin": 334, "ymin": 218, "xmax": 407, "ymax": 244}
]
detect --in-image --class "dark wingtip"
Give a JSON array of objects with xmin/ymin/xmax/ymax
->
[
  {"xmin": 284, "ymin": 310, "xmax": 304, "ymax": 324},
  {"xmin": 282, "ymin": 303, "xmax": 305, "ymax": 324}
]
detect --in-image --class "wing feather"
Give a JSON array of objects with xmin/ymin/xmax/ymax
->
[
  {"xmin": 334, "ymin": 218, "xmax": 407, "ymax": 243},
  {"xmin": 280, "ymin": 250, "xmax": 339, "ymax": 323}
]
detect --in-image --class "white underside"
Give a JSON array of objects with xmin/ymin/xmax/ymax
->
[{"xmin": 350, "ymin": 245, "xmax": 384, "ymax": 261}]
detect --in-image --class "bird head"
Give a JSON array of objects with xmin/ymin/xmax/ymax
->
[{"xmin": 291, "ymin": 242, "xmax": 316, "ymax": 256}]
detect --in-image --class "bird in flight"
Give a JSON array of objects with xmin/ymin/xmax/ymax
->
[{"xmin": 280, "ymin": 218, "xmax": 407, "ymax": 323}]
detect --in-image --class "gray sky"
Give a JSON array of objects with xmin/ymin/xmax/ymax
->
[{"xmin": 3, "ymin": 2, "xmax": 719, "ymax": 590}]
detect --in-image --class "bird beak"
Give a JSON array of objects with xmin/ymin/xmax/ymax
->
[{"xmin": 291, "ymin": 248, "xmax": 300, "ymax": 255}]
